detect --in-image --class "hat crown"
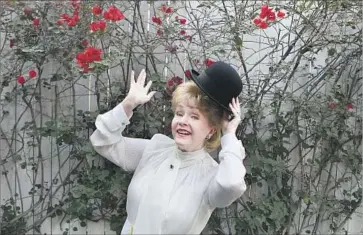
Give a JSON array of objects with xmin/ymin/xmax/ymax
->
[
  {"xmin": 190, "ymin": 61, "xmax": 242, "ymax": 112},
  {"xmin": 205, "ymin": 61, "xmax": 242, "ymax": 95}
]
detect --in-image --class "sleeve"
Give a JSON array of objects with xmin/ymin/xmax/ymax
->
[
  {"xmin": 207, "ymin": 133, "xmax": 247, "ymax": 208},
  {"xmin": 89, "ymin": 103, "xmax": 149, "ymax": 172}
]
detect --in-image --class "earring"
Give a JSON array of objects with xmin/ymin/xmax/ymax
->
[{"xmin": 205, "ymin": 135, "xmax": 211, "ymax": 140}]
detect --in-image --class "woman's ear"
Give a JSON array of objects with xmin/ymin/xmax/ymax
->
[{"xmin": 209, "ymin": 128, "xmax": 216, "ymax": 136}]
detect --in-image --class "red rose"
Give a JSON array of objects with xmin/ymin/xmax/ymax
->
[
  {"xmin": 67, "ymin": 19, "xmax": 77, "ymax": 27},
  {"xmin": 346, "ymin": 103, "xmax": 353, "ymax": 111},
  {"xmin": 172, "ymin": 76, "xmax": 183, "ymax": 85},
  {"xmin": 60, "ymin": 12, "xmax": 79, "ymax": 27},
  {"xmin": 61, "ymin": 13, "xmax": 71, "ymax": 21},
  {"xmin": 57, "ymin": 19, "xmax": 65, "ymax": 26},
  {"xmin": 179, "ymin": 29, "xmax": 186, "ymax": 35},
  {"xmin": 253, "ymin": 18, "xmax": 261, "ymax": 25},
  {"xmin": 167, "ymin": 80, "xmax": 174, "ymax": 86},
  {"xmin": 277, "ymin": 11, "xmax": 285, "ymax": 18},
  {"xmin": 166, "ymin": 76, "xmax": 183, "ymax": 96},
  {"xmin": 160, "ymin": 5, "xmax": 173, "ymax": 14},
  {"xmin": 92, "ymin": 5, "xmax": 103, "ymax": 15},
  {"xmin": 166, "ymin": 45, "xmax": 178, "ymax": 53},
  {"xmin": 72, "ymin": 12, "xmax": 80, "ymax": 22},
  {"xmin": 184, "ymin": 70, "xmax": 192, "ymax": 79},
  {"xmin": 81, "ymin": 39, "xmax": 89, "ymax": 47},
  {"xmin": 33, "ymin": 18, "xmax": 40, "ymax": 27},
  {"xmin": 179, "ymin": 18, "xmax": 187, "ymax": 24},
  {"xmin": 103, "ymin": 6, "xmax": 125, "ymax": 21},
  {"xmin": 152, "ymin": 16, "xmax": 162, "ymax": 25},
  {"xmin": 10, "ymin": 39, "xmax": 15, "ymax": 48},
  {"xmin": 17, "ymin": 76, "xmax": 26, "ymax": 84},
  {"xmin": 84, "ymin": 46, "xmax": 102, "ymax": 62},
  {"xmin": 57, "ymin": 11, "xmax": 80, "ymax": 27},
  {"xmin": 24, "ymin": 8, "xmax": 32, "ymax": 15},
  {"xmin": 161, "ymin": 5, "xmax": 167, "ymax": 12},
  {"xmin": 89, "ymin": 21, "xmax": 106, "ymax": 32},
  {"xmin": 259, "ymin": 21, "xmax": 268, "ymax": 29},
  {"xmin": 259, "ymin": 4, "xmax": 269, "ymax": 19},
  {"xmin": 98, "ymin": 20, "xmax": 106, "ymax": 31},
  {"xmin": 205, "ymin": 58, "xmax": 215, "ymax": 67},
  {"xmin": 328, "ymin": 101, "xmax": 336, "ymax": 110},
  {"xmin": 76, "ymin": 53, "xmax": 87, "ymax": 66},
  {"xmin": 76, "ymin": 46, "xmax": 103, "ymax": 72},
  {"xmin": 28, "ymin": 70, "xmax": 37, "ymax": 78},
  {"xmin": 267, "ymin": 11, "xmax": 276, "ymax": 21}
]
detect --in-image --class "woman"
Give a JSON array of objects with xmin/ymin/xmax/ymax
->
[{"xmin": 90, "ymin": 61, "xmax": 247, "ymax": 234}]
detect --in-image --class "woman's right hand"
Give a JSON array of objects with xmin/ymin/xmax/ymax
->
[{"xmin": 124, "ymin": 68, "xmax": 156, "ymax": 109}]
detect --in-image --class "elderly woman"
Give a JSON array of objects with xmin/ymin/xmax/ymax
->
[{"xmin": 90, "ymin": 61, "xmax": 247, "ymax": 234}]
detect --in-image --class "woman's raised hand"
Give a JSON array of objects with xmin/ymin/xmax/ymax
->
[
  {"xmin": 222, "ymin": 97, "xmax": 243, "ymax": 135},
  {"xmin": 124, "ymin": 69, "xmax": 156, "ymax": 108}
]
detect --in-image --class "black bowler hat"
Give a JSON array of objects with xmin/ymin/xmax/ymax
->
[{"xmin": 189, "ymin": 61, "xmax": 242, "ymax": 113}]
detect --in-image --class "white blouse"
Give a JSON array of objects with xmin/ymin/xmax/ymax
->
[{"xmin": 89, "ymin": 103, "xmax": 247, "ymax": 234}]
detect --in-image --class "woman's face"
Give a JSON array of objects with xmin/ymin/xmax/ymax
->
[{"xmin": 171, "ymin": 99, "xmax": 214, "ymax": 152}]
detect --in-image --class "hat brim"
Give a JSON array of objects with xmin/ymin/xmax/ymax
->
[{"xmin": 189, "ymin": 69, "xmax": 232, "ymax": 113}]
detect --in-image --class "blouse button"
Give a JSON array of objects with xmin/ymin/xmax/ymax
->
[{"xmin": 170, "ymin": 164, "xmax": 174, "ymax": 169}]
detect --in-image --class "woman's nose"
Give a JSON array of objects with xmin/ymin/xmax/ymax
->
[{"xmin": 178, "ymin": 115, "xmax": 188, "ymax": 125}]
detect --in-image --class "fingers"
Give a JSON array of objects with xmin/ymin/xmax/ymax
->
[
  {"xmin": 145, "ymin": 80, "xmax": 153, "ymax": 92},
  {"xmin": 229, "ymin": 97, "xmax": 241, "ymax": 120},
  {"xmin": 137, "ymin": 68, "xmax": 146, "ymax": 86},
  {"xmin": 232, "ymin": 97, "xmax": 240, "ymax": 109},
  {"xmin": 147, "ymin": 91, "xmax": 156, "ymax": 101},
  {"xmin": 229, "ymin": 103, "xmax": 238, "ymax": 117},
  {"xmin": 130, "ymin": 70, "xmax": 135, "ymax": 84}
]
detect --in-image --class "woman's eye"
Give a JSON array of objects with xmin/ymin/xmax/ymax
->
[
  {"xmin": 191, "ymin": 116, "xmax": 199, "ymax": 120},
  {"xmin": 176, "ymin": 112, "xmax": 183, "ymax": 116}
]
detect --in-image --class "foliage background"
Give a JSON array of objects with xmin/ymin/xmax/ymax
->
[{"xmin": 0, "ymin": 0, "xmax": 362, "ymax": 234}]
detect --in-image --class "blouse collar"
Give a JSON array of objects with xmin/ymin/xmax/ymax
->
[{"xmin": 175, "ymin": 146, "xmax": 208, "ymax": 168}]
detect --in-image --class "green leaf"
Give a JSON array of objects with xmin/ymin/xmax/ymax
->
[
  {"xmin": 234, "ymin": 35, "xmax": 243, "ymax": 48},
  {"xmin": 20, "ymin": 162, "xmax": 26, "ymax": 169},
  {"xmin": 301, "ymin": 142, "xmax": 311, "ymax": 149},
  {"xmin": 56, "ymin": 209, "xmax": 63, "ymax": 216},
  {"xmin": 93, "ymin": 59, "xmax": 111, "ymax": 66},
  {"xmin": 150, "ymin": 73, "xmax": 162, "ymax": 82},
  {"xmin": 328, "ymin": 48, "xmax": 337, "ymax": 56},
  {"xmin": 303, "ymin": 195, "xmax": 310, "ymax": 204},
  {"xmin": 50, "ymin": 74, "xmax": 63, "ymax": 82},
  {"xmin": 99, "ymin": 170, "xmax": 110, "ymax": 181}
]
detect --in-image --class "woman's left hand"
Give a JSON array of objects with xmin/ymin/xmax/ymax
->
[{"xmin": 222, "ymin": 97, "xmax": 242, "ymax": 135}]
